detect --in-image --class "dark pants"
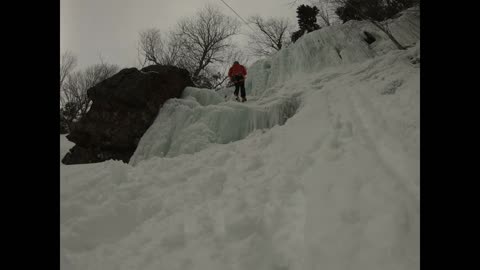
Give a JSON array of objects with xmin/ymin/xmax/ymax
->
[{"xmin": 233, "ymin": 75, "xmax": 246, "ymax": 98}]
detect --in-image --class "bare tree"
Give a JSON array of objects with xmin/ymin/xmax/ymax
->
[
  {"xmin": 309, "ymin": 0, "xmax": 339, "ymax": 26},
  {"xmin": 161, "ymin": 31, "xmax": 185, "ymax": 66},
  {"xmin": 175, "ymin": 4, "xmax": 241, "ymax": 81},
  {"xmin": 247, "ymin": 15, "xmax": 294, "ymax": 57},
  {"xmin": 136, "ymin": 4, "xmax": 242, "ymax": 89},
  {"xmin": 60, "ymin": 51, "xmax": 77, "ymax": 92},
  {"xmin": 138, "ymin": 28, "xmax": 164, "ymax": 66},
  {"xmin": 137, "ymin": 29, "xmax": 184, "ymax": 68}
]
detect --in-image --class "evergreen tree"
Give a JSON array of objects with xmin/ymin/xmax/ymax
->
[
  {"xmin": 297, "ymin": 5, "xmax": 321, "ymax": 32},
  {"xmin": 291, "ymin": 5, "xmax": 321, "ymax": 43}
]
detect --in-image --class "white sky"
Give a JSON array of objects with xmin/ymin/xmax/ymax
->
[{"xmin": 61, "ymin": 0, "xmax": 301, "ymax": 70}]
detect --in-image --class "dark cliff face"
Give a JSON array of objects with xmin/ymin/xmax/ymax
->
[{"xmin": 62, "ymin": 65, "xmax": 194, "ymax": 165}]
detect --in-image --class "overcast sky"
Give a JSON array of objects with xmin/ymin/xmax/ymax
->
[{"xmin": 61, "ymin": 0, "xmax": 302, "ymax": 70}]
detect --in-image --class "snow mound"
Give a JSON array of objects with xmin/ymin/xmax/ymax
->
[{"xmin": 61, "ymin": 135, "xmax": 74, "ymax": 162}]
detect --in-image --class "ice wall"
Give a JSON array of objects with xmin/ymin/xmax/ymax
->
[
  {"xmin": 246, "ymin": 7, "xmax": 420, "ymax": 96},
  {"xmin": 130, "ymin": 87, "xmax": 301, "ymax": 165}
]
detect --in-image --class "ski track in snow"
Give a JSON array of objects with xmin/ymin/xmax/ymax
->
[{"xmin": 61, "ymin": 8, "xmax": 419, "ymax": 270}]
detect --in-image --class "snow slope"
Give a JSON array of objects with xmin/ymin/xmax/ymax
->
[{"xmin": 61, "ymin": 7, "xmax": 420, "ymax": 270}]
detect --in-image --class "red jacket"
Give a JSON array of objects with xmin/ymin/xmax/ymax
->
[{"xmin": 228, "ymin": 63, "xmax": 247, "ymax": 78}]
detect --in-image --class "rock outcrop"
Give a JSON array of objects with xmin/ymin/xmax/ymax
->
[{"xmin": 62, "ymin": 65, "xmax": 194, "ymax": 164}]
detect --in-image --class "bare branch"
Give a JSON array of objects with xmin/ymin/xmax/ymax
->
[
  {"xmin": 247, "ymin": 15, "xmax": 294, "ymax": 57},
  {"xmin": 175, "ymin": 4, "xmax": 240, "ymax": 80},
  {"xmin": 138, "ymin": 28, "xmax": 164, "ymax": 65},
  {"xmin": 135, "ymin": 4, "xmax": 242, "ymax": 88},
  {"xmin": 60, "ymin": 51, "xmax": 77, "ymax": 91},
  {"xmin": 309, "ymin": 0, "xmax": 340, "ymax": 26},
  {"xmin": 288, "ymin": 0, "xmax": 304, "ymax": 7}
]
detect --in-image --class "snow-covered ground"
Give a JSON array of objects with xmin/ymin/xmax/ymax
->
[
  {"xmin": 61, "ymin": 134, "xmax": 74, "ymax": 160},
  {"xmin": 61, "ymin": 8, "xmax": 419, "ymax": 270}
]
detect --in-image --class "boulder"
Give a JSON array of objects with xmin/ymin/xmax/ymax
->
[{"xmin": 62, "ymin": 65, "xmax": 193, "ymax": 164}]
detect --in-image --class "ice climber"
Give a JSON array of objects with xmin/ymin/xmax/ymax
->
[{"xmin": 228, "ymin": 61, "xmax": 247, "ymax": 102}]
